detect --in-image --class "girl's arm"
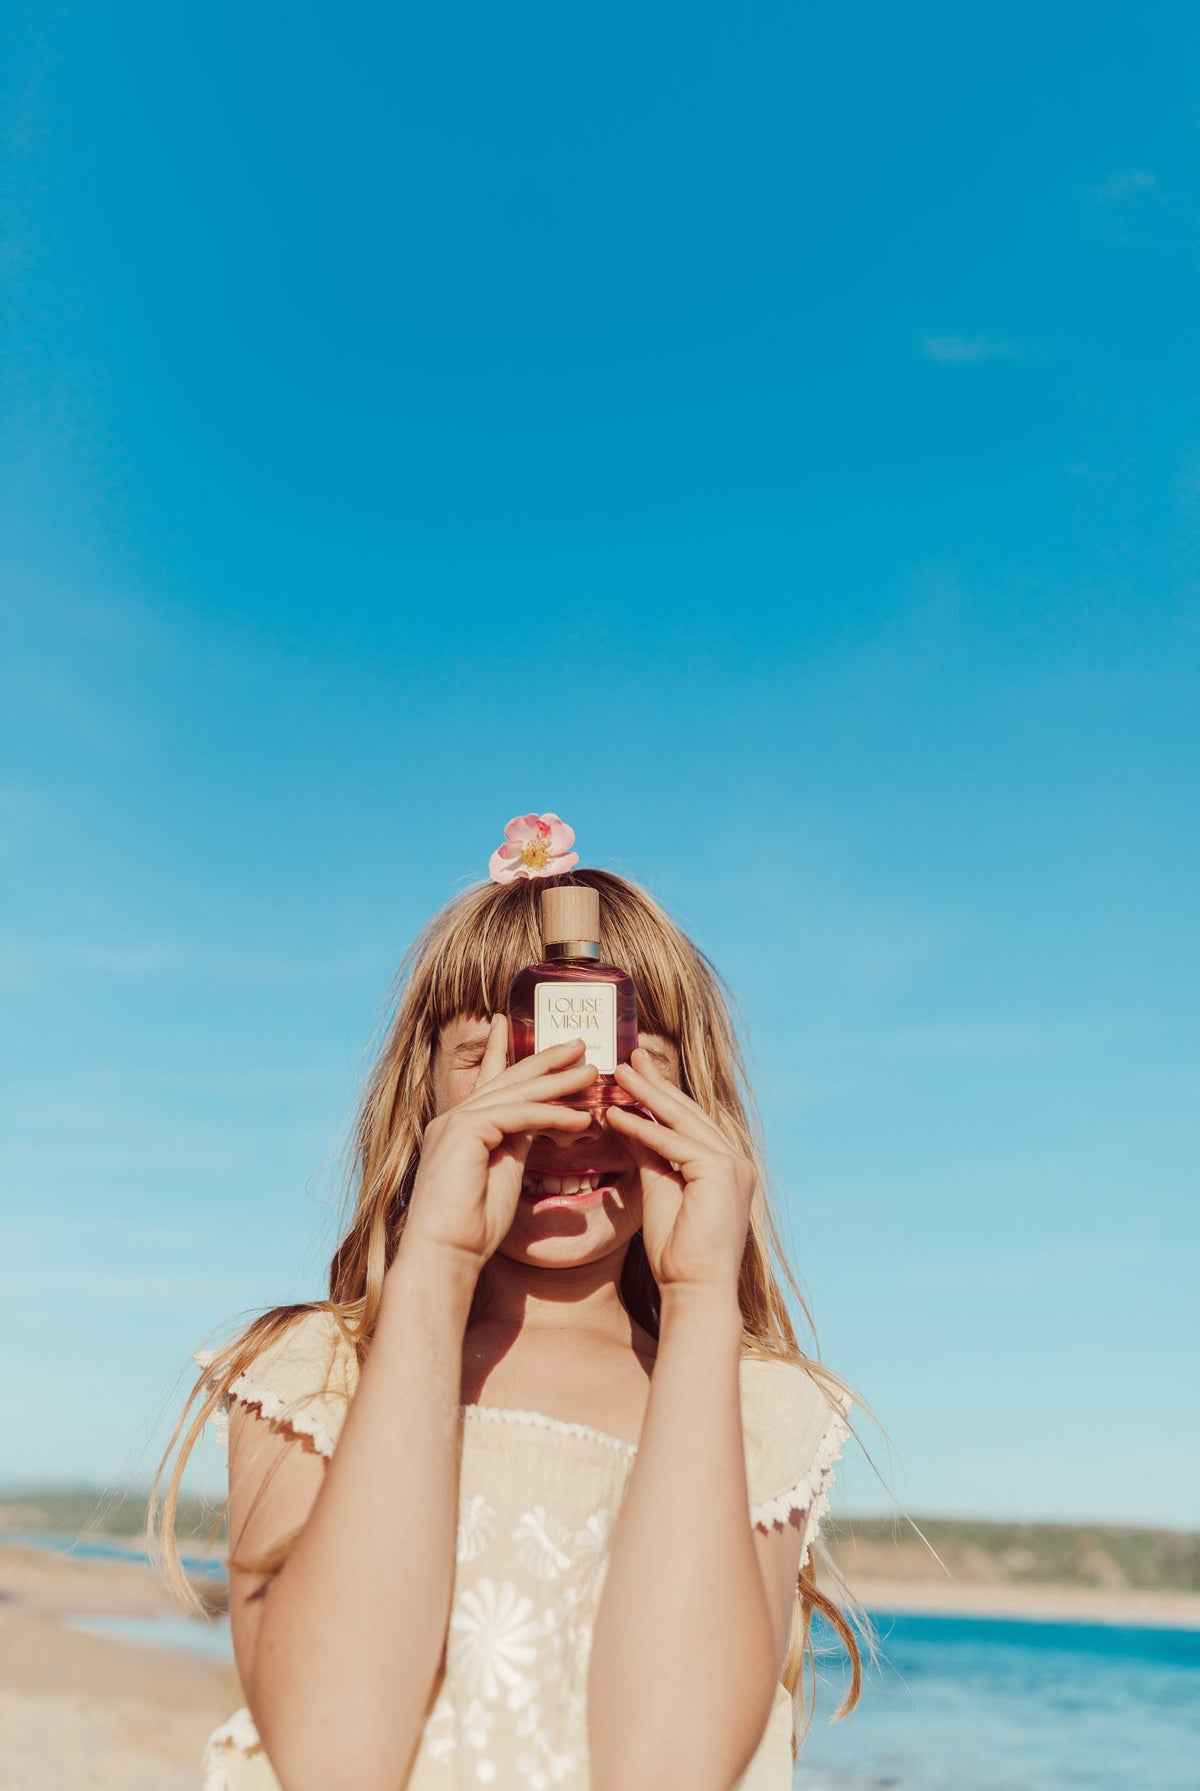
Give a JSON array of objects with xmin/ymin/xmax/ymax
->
[
  {"xmin": 589, "ymin": 1056, "xmax": 804, "ymax": 1791},
  {"xmin": 229, "ymin": 1238, "xmax": 475, "ymax": 1791},
  {"xmin": 228, "ymin": 1028, "xmax": 596, "ymax": 1791}
]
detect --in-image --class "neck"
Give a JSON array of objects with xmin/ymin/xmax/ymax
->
[{"xmin": 474, "ymin": 1247, "xmax": 633, "ymax": 1338}]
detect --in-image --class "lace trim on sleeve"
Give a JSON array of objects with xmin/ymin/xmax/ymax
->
[
  {"xmin": 202, "ymin": 1707, "xmax": 263, "ymax": 1790},
  {"xmin": 192, "ymin": 1352, "xmax": 338, "ymax": 1459},
  {"xmin": 193, "ymin": 1350, "xmax": 231, "ymax": 1452},
  {"xmin": 748, "ymin": 1400, "xmax": 849, "ymax": 1567}
]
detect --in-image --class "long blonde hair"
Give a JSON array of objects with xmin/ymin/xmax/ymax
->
[{"xmin": 150, "ymin": 869, "xmax": 863, "ymax": 1745}]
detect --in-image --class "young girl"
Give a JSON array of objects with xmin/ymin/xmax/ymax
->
[{"xmin": 153, "ymin": 827, "xmax": 861, "ymax": 1791}]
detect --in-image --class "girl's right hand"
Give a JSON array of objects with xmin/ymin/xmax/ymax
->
[{"xmin": 401, "ymin": 1016, "xmax": 598, "ymax": 1277}]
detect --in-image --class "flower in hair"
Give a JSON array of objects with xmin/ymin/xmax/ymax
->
[{"xmin": 489, "ymin": 813, "xmax": 579, "ymax": 883}]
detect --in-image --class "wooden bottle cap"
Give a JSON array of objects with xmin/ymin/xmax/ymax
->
[{"xmin": 541, "ymin": 884, "xmax": 600, "ymax": 946}]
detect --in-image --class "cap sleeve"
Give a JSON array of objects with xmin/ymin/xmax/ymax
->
[
  {"xmin": 194, "ymin": 1308, "xmax": 360, "ymax": 1459},
  {"xmin": 739, "ymin": 1354, "xmax": 850, "ymax": 1565}
]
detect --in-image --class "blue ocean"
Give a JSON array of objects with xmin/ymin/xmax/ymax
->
[
  {"xmin": 8, "ymin": 1538, "xmax": 1197, "ymax": 1789},
  {"xmin": 60, "ymin": 1603, "xmax": 1200, "ymax": 1791},
  {"xmin": 797, "ymin": 1613, "xmax": 1200, "ymax": 1791}
]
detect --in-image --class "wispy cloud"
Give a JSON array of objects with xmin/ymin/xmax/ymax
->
[
  {"xmin": 1090, "ymin": 170, "xmax": 1156, "ymax": 203},
  {"xmin": 892, "ymin": 1238, "xmax": 1155, "ymax": 1294},
  {"xmin": 0, "ymin": 1212, "xmax": 239, "ymax": 1257},
  {"xmin": 0, "ymin": 936, "xmax": 384, "ymax": 989},
  {"xmin": 877, "ymin": 1017, "xmax": 1119, "ymax": 1059},
  {"xmin": 761, "ymin": 1070, "xmax": 862, "ymax": 1110},
  {"xmin": 0, "ymin": 1268, "xmax": 242, "ymax": 1300},
  {"xmin": 0, "ymin": 1061, "xmax": 347, "ymax": 1099},
  {"xmin": 0, "ymin": 939, "xmax": 176, "ymax": 988},
  {"xmin": 921, "ymin": 335, "xmax": 1024, "ymax": 364},
  {"xmin": 0, "ymin": 573, "xmax": 170, "ymax": 758},
  {"xmin": 1079, "ymin": 170, "xmax": 1175, "ymax": 251}
]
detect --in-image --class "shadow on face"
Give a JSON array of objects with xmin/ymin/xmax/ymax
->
[{"xmin": 431, "ymin": 1016, "xmax": 681, "ymax": 1119}]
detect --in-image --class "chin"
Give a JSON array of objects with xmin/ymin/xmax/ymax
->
[{"xmin": 498, "ymin": 1211, "xmax": 639, "ymax": 1269}]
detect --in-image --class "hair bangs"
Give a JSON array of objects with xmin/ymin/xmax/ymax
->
[
  {"xmin": 411, "ymin": 871, "xmax": 696, "ymax": 1043},
  {"xmin": 418, "ymin": 884, "xmax": 545, "ymax": 1029}
]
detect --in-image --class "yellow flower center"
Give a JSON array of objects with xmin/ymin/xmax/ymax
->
[{"xmin": 520, "ymin": 837, "xmax": 552, "ymax": 870}]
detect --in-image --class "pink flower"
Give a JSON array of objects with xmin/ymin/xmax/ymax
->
[{"xmin": 488, "ymin": 814, "xmax": 579, "ymax": 884}]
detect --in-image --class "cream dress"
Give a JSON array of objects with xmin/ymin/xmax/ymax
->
[{"xmin": 197, "ymin": 1309, "xmax": 849, "ymax": 1791}]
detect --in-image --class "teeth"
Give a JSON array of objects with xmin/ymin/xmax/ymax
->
[{"xmin": 522, "ymin": 1172, "xmax": 608, "ymax": 1198}]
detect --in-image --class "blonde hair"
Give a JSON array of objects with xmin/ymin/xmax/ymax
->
[{"xmin": 150, "ymin": 868, "xmax": 863, "ymax": 1747}]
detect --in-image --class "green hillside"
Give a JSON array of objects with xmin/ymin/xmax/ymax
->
[
  {"xmin": 3, "ymin": 1491, "xmax": 1197, "ymax": 1594},
  {"xmin": 0, "ymin": 1487, "xmax": 225, "ymax": 1545},
  {"xmin": 823, "ymin": 1516, "xmax": 1200, "ymax": 1594}
]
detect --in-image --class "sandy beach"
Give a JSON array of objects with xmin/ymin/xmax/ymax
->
[
  {"xmin": 2, "ymin": 1539, "xmax": 1198, "ymax": 1790},
  {"xmin": 846, "ymin": 1575, "xmax": 1200, "ymax": 1628},
  {"xmin": 0, "ymin": 1545, "xmax": 237, "ymax": 1791}
]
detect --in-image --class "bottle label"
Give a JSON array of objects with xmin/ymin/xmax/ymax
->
[{"xmin": 534, "ymin": 981, "xmax": 618, "ymax": 1073}]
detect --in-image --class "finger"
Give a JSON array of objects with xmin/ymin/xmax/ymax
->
[
  {"xmin": 510, "ymin": 1130, "xmax": 537, "ymax": 1166},
  {"xmin": 604, "ymin": 1104, "xmax": 711, "ymax": 1169},
  {"xmin": 465, "ymin": 1057, "xmax": 597, "ymax": 1108},
  {"xmin": 622, "ymin": 1051, "xmax": 718, "ymax": 1126},
  {"xmin": 476, "ymin": 1100, "xmax": 598, "ymax": 1138},
  {"xmin": 484, "ymin": 1037, "xmax": 590, "ymax": 1088},
  {"xmin": 474, "ymin": 1013, "xmax": 510, "ymax": 1090},
  {"xmin": 613, "ymin": 1059, "xmax": 728, "ymax": 1146},
  {"xmin": 493, "ymin": 1128, "xmax": 537, "ymax": 1172},
  {"xmin": 608, "ymin": 1120, "xmax": 683, "ymax": 1182}
]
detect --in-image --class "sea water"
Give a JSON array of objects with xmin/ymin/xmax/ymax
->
[
  {"xmin": 0, "ymin": 1528, "xmax": 225, "ymax": 1579},
  {"xmin": 9, "ymin": 1535, "xmax": 1198, "ymax": 1789},
  {"xmin": 63, "ymin": 1610, "xmax": 233, "ymax": 1661},
  {"xmin": 797, "ymin": 1613, "xmax": 1200, "ymax": 1791}
]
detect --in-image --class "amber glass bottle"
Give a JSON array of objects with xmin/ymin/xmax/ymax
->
[{"xmin": 506, "ymin": 884, "xmax": 640, "ymax": 1112}]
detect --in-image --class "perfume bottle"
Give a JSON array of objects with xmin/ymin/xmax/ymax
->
[{"xmin": 507, "ymin": 884, "xmax": 640, "ymax": 1113}]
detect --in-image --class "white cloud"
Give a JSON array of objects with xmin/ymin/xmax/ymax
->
[
  {"xmin": 877, "ymin": 1016, "xmax": 1118, "ymax": 1058},
  {"xmin": 0, "ymin": 1267, "xmax": 241, "ymax": 1300},
  {"xmin": 921, "ymin": 335, "xmax": 1024, "ymax": 364},
  {"xmin": 1091, "ymin": 170, "xmax": 1156, "ymax": 202},
  {"xmin": 0, "ymin": 935, "xmax": 383, "ymax": 988}
]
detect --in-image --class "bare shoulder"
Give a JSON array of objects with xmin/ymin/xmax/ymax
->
[
  {"xmin": 226, "ymin": 1383, "xmax": 329, "ymax": 1702},
  {"xmin": 216, "ymin": 1303, "xmax": 356, "ymax": 1592}
]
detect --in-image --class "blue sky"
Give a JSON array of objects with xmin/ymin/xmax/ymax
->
[{"xmin": 1, "ymin": 3, "xmax": 1196, "ymax": 1527}]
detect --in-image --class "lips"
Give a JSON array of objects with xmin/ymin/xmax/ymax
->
[{"xmin": 520, "ymin": 1169, "xmax": 624, "ymax": 1202}]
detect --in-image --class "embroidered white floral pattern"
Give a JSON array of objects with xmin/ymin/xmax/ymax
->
[
  {"xmin": 513, "ymin": 1505, "xmax": 574, "ymax": 1580},
  {"xmin": 456, "ymin": 1493, "xmax": 497, "ymax": 1564},
  {"xmin": 195, "ymin": 1313, "xmax": 847, "ymax": 1791},
  {"xmin": 561, "ymin": 1509, "xmax": 613, "ymax": 1602},
  {"xmin": 449, "ymin": 1579, "xmax": 543, "ymax": 1702}
]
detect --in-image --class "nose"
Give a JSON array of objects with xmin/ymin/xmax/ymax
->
[{"xmin": 537, "ymin": 1108, "xmax": 606, "ymax": 1152}]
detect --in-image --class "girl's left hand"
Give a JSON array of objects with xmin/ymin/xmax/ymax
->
[{"xmin": 604, "ymin": 1049, "xmax": 756, "ymax": 1297}]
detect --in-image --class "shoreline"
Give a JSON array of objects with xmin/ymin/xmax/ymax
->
[
  {"xmin": 7, "ymin": 1530, "xmax": 1200, "ymax": 1630},
  {"xmin": 840, "ymin": 1575, "xmax": 1200, "ymax": 1630},
  {"xmin": 0, "ymin": 1545, "xmax": 238, "ymax": 1790},
  {"xmin": 1, "ymin": 1540, "xmax": 1198, "ymax": 1789}
]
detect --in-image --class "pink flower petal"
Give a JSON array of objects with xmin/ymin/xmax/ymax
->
[
  {"xmin": 489, "ymin": 814, "xmax": 578, "ymax": 882},
  {"xmin": 504, "ymin": 813, "xmax": 545, "ymax": 843},
  {"xmin": 543, "ymin": 818, "xmax": 575, "ymax": 854},
  {"xmin": 488, "ymin": 848, "xmax": 525, "ymax": 883}
]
